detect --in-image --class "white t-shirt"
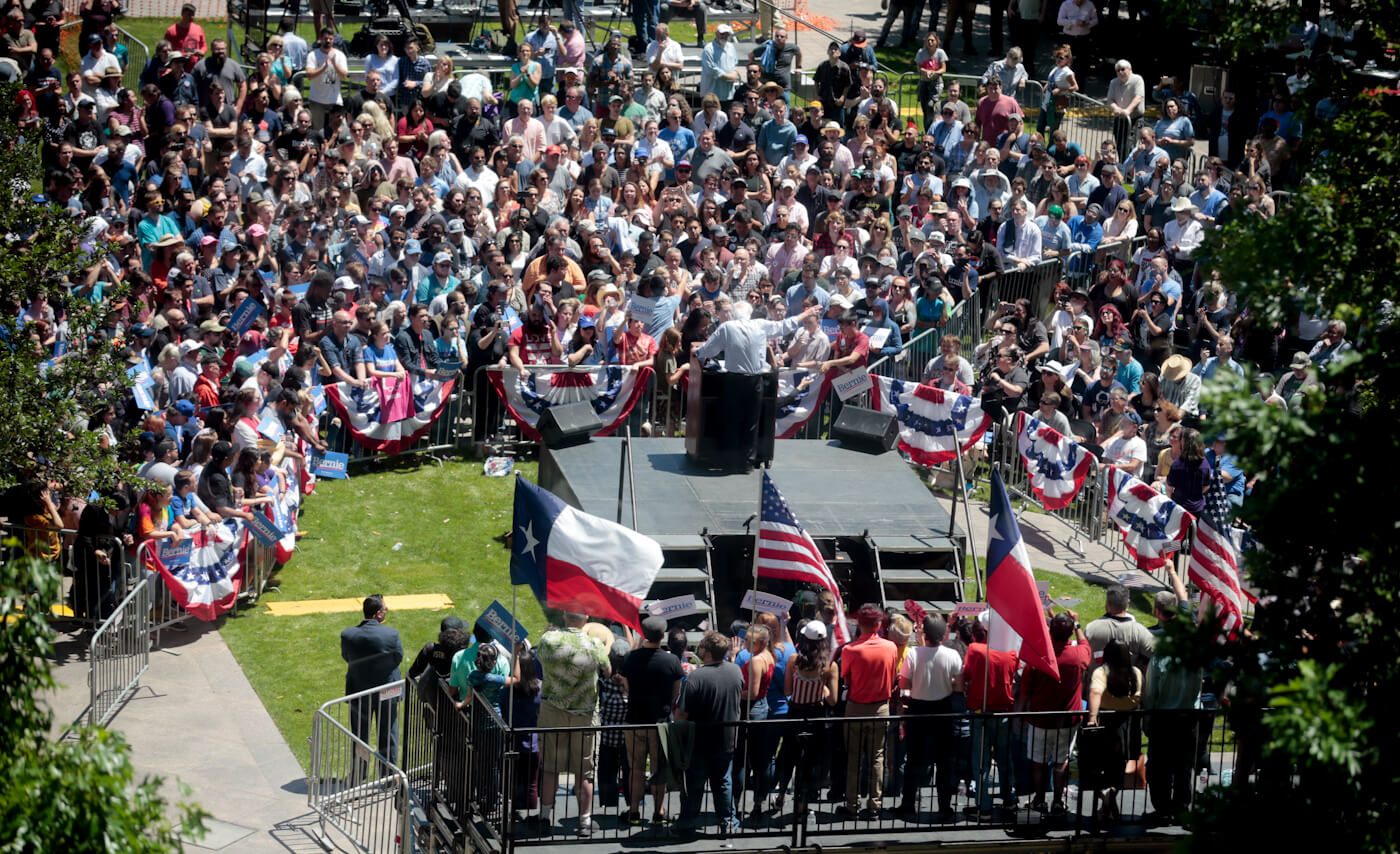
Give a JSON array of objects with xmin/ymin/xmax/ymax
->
[
  {"xmin": 646, "ymin": 38, "xmax": 683, "ymax": 71},
  {"xmin": 901, "ymin": 643, "xmax": 963, "ymax": 702},
  {"xmin": 1103, "ymin": 433, "xmax": 1147, "ymax": 467},
  {"xmin": 307, "ymin": 48, "xmax": 347, "ymax": 105}
]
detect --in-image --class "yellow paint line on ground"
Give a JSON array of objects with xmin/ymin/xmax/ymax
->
[{"xmin": 263, "ymin": 593, "xmax": 454, "ymax": 617}]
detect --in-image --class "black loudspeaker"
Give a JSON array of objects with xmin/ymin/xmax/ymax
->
[
  {"xmin": 538, "ymin": 401, "xmax": 603, "ymax": 449},
  {"xmin": 831, "ymin": 405, "xmax": 898, "ymax": 454}
]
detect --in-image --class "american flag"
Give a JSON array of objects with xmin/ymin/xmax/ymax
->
[
  {"xmin": 1187, "ymin": 466, "xmax": 1249, "ymax": 639},
  {"xmin": 756, "ymin": 473, "xmax": 851, "ymax": 645}
]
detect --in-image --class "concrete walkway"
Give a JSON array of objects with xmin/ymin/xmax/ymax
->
[{"xmin": 46, "ymin": 623, "xmax": 325, "ymax": 853}]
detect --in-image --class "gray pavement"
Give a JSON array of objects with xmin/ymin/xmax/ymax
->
[{"xmin": 45, "ymin": 623, "xmax": 325, "ymax": 853}]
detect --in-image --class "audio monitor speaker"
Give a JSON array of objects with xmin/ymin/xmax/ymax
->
[
  {"xmin": 831, "ymin": 405, "xmax": 899, "ymax": 454},
  {"xmin": 537, "ymin": 401, "xmax": 603, "ymax": 449}
]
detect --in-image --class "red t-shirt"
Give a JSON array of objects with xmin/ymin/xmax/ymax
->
[
  {"xmin": 964, "ymin": 642, "xmax": 1018, "ymax": 712},
  {"xmin": 1022, "ymin": 641, "xmax": 1092, "ymax": 727},
  {"xmin": 615, "ymin": 329, "xmax": 658, "ymax": 366},
  {"xmin": 976, "ymin": 94, "xmax": 1023, "ymax": 144},
  {"xmin": 508, "ymin": 326, "xmax": 558, "ymax": 365},
  {"xmin": 832, "ymin": 330, "xmax": 870, "ymax": 372},
  {"xmin": 840, "ymin": 633, "xmax": 899, "ymax": 704}
]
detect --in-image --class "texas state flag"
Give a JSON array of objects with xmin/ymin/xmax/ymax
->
[
  {"xmin": 986, "ymin": 469, "xmax": 1059, "ymax": 679},
  {"xmin": 510, "ymin": 475, "xmax": 664, "ymax": 631}
]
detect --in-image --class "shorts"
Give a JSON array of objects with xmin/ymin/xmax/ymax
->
[
  {"xmin": 1026, "ymin": 724, "xmax": 1076, "ymax": 765},
  {"xmin": 539, "ymin": 702, "xmax": 598, "ymax": 779},
  {"xmin": 624, "ymin": 727, "xmax": 661, "ymax": 780}
]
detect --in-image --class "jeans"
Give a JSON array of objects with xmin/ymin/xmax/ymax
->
[
  {"xmin": 597, "ymin": 742, "xmax": 631, "ymax": 809},
  {"xmin": 659, "ymin": 0, "xmax": 709, "ymax": 45},
  {"xmin": 736, "ymin": 699, "xmax": 771, "ymax": 810},
  {"xmin": 631, "ymin": 0, "xmax": 660, "ymax": 42},
  {"xmin": 902, "ymin": 697, "xmax": 957, "ymax": 811},
  {"xmin": 681, "ymin": 746, "xmax": 736, "ymax": 831},
  {"xmin": 970, "ymin": 714, "xmax": 1016, "ymax": 810},
  {"xmin": 877, "ymin": 0, "xmax": 923, "ymax": 46}
]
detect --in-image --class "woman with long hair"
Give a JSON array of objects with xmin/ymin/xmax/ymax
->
[
  {"xmin": 1085, "ymin": 638, "xmax": 1143, "ymax": 825},
  {"xmin": 1039, "ymin": 44, "xmax": 1078, "ymax": 134},
  {"xmin": 778, "ymin": 620, "xmax": 838, "ymax": 811},
  {"xmin": 1089, "ymin": 258, "xmax": 1138, "ymax": 322},
  {"xmin": 1142, "ymin": 395, "xmax": 1180, "ymax": 479},
  {"xmin": 1165, "ymin": 426, "xmax": 1211, "ymax": 514},
  {"xmin": 1091, "ymin": 303, "xmax": 1128, "ymax": 355}
]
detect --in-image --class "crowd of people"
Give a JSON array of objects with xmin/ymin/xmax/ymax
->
[{"xmin": 390, "ymin": 567, "xmax": 1214, "ymax": 837}]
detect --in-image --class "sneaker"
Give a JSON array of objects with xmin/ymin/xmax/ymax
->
[
  {"xmin": 1029, "ymin": 796, "xmax": 1048, "ymax": 813},
  {"xmin": 577, "ymin": 817, "xmax": 600, "ymax": 836},
  {"xmin": 835, "ymin": 804, "xmax": 861, "ymax": 820}
]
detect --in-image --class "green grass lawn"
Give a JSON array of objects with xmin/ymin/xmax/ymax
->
[{"xmin": 217, "ymin": 454, "xmax": 545, "ymax": 771}]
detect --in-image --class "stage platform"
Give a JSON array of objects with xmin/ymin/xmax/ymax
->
[
  {"xmin": 541, "ymin": 437, "xmax": 959, "ymax": 543},
  {"xmin": 541, "ymin": 438, "xmax": 967, "ymax": 626}
]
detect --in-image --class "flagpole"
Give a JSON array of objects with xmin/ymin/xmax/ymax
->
[
  {"xmin": 947, "ymin": 423, "xmax": 985, "ymax": 601},
  {"xmin": 749, "ymin": 471, "xmax": 763, "ymax": 637}
]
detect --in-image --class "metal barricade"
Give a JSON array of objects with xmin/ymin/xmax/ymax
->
[
  {"xmin": 320, "ymin": 373, "xmax": 471, "ymax": 468},
  {"xmin": 1, "ymin": 524, "xmax": 138, "ymax": 634},
  {"xmin": 990, "ymin": 418, "xmax": 1111, "ymax": 557},
  {"xmin": 136, "ymin": 539, "xmax": 192, "ymax": 644},
  {"xmin": 1060, "ymin": 91, "xmax": 1121, "ymax": 164},
  {"xmin": 242, "ymin": 533, "xmax": 280, "ymax": 605},
  {"xmin": 58, "ymin": 21, "xmax": 149, "ymax": 93},
  {"xmin": 88, "ymin": 570, "xmax": 151, "ymax": 727},
  {"xmin": 440, "ymin": 703, "xmax": 1251, "ymax": 852},
  {"xmin": 309, "ymin": 681, "xmax": 417, "ymax": 854},
  {"xmin": 986, "ymin": 257, "xmax": 1063, "ymax": 317}
]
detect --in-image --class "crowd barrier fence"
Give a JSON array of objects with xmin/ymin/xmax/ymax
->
[
  {"xmin": 88, "ymin": 570, "xmax": 151, "ymax": 727},
  {"xmin": 417, "ymin": 701, "xmax": 1252, "ymax": 853},
  {"xmin": 308, "ymin": 680, "xmax": 420, "ymax": 854}
]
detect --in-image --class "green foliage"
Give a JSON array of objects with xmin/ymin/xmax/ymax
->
[
  {"xmin": 0, "ymin": 83, "xmax": 134, "ymax": 496},
  {"xmin": 1166, "ymin": 0, "xmax": 1400, "ymax": 60},
  {"xmin": 1162, "ymin": 85, "xmax": 1400, "ymax": 851},
  {"xmin": 0, "ymin": 545, "xmax": 206, "ymax": 852}
]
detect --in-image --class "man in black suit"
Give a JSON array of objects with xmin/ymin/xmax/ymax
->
[
  {"xmin": 1203, "ymin": 89, "xmax": 1253, "ymax": 170},
  {"xmin": 341, "ymin": 594, "xmax": 404, "ymax": 767}
]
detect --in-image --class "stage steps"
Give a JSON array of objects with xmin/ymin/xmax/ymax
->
[
  {"xmin": 871, "ymin": 535, "xmax": 967, "ymax": 621},
  {"xmin": 645, "ymin": 533, "xmax": 716, "ymax": 646}
]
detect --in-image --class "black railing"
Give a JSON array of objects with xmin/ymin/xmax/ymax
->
[{"xmin": 410, "ymin": 688, "xmax": 1254, "ymax": 852}]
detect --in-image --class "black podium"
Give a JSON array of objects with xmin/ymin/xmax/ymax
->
[{"xmin": 685, "ymin": 357, "xmax": 778, "ymax": 471}]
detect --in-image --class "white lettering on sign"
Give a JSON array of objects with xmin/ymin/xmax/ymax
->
[
  {"xmin": 741, "ymin": 590, "xmax": 794, "ymax": 616},
  {"xmin": 832, "ymin": 367, "xmax": 873, "ymax": 401},
  {"xmin": 647, "ymin": 594, "xmax": 699, "ymax": 618}
]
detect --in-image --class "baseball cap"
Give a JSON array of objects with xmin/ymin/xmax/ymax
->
[
  {"xmin": 248, "ymin": 223, "xmax": 268, "ymax": 238},
  {"xmin": 794, "ymin": 134, "xmax": 809, "ymax": 146},
  {"xmin": 434, "ymin": 251, "xmax": 453, "ymax": 265},
  {"xmin": 388, "ymin": 204, "xmax": 407, "ymax": 216},
  {"xmin": 199, "ymin": 319, "xmax": 226, "ymax": 333},
  {"xmin": 440, "ymin": 616, "xmax": 466, "ymax": 632},
  {"xmin": 178, "ymin": 339, "xmax": 202, "ymax": 356},
  {"xmin": 828, "ymin": 293, "xmax": 852, "ymax": 310},
  {"xmin": 333, "ymin": 276, "xmax": 359, "ymax": 290},
  {"xmin": 545, "ymin": 144, "xmax": 562, "ymax": 156},
  {"xmin": 131, "ymin": 323, "xmax": 154, "ymax": 337},
  {"xmin": 578, "ymin": 314, "xmax": 597, "ymax": 329},
  {"xmin": 173, "ymin": 399, "xmax": 196, "ymax": 417},
  {"xmin": 219, "ymin": 240, "xmax": 238, "ymax": 254},
  {"xmin": 404, "ymin": 239, "xmax": 422, "ymax": 254},
  {"xmin": 352, "ymin": 214, "xmax": 371, "ymax": 226},
  {"xmin": 801, "ymin": 621, "xmax": 828, "ymax": 640},
  {"xmin": 1049, "ymin": 204, "xmax": 1064, "ymax": 218},
  {"xmin": 715, "ymin": 23, "xmax": 733, "ymax": 34},
  {"xmin": 447, "ymin": 218, "xmax": 465, "ymax": 234}
]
